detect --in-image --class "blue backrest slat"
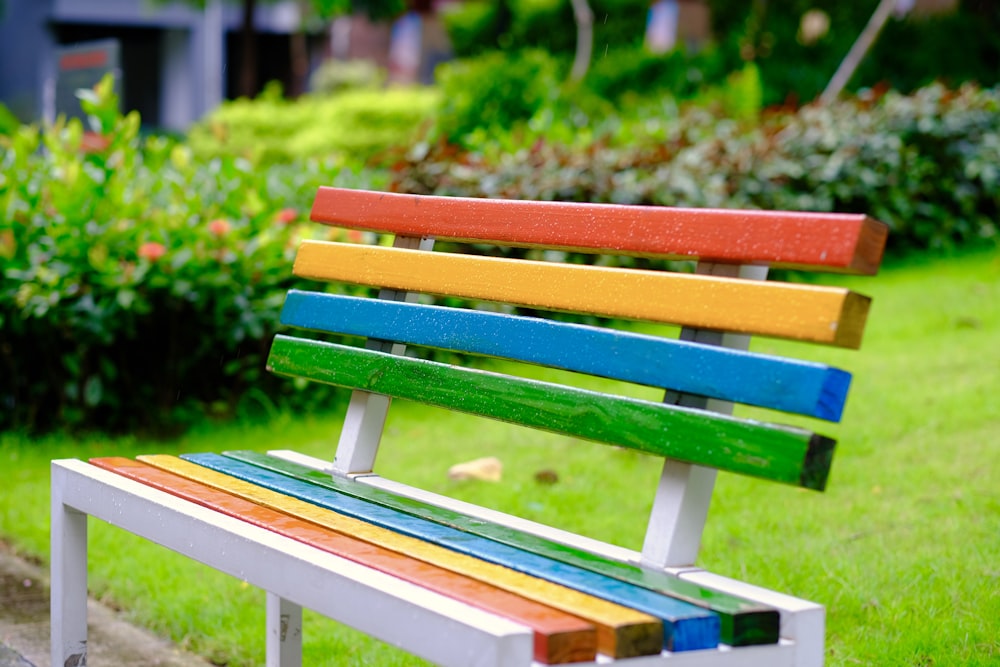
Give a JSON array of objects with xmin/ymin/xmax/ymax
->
[{"xmin": 280, "ymin": 290, "xmax": 851, "ymax": 421}]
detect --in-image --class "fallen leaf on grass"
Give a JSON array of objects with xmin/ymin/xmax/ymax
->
[{"xmin": 448, "ymin": 456, "xmax": 503, "ymax": 482}]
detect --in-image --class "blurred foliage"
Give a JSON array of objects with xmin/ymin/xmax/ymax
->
[
  {"xmin": 187, "ymin": 82, "xmax": 439, "ymax": 165},
  {"xmin": 393, "ymin": 82, "xmax": 999, "ymax": 254},
  {"xmin": 0, "ymin": 75, "xmax": 380, "ymax": 434},
  {"xmin": 429, "ymin": 46, "xmax": 762, "ymax": 147},
  {"xmin": 707, "ymin": 0, "xmax": 1000, "ymax": 106},
  {"xmin": 0, "ymin": 102, "xmax": 19, "ymax": 136},
  {"xmin": 308, "ymin": 58, "xmax": 386, "ymax": 94},
  {"xmin": 583, "ymin": 44, "xmax": 728, "ymax": 105},
  {"xmin": 435, "ymin": 49, "xmax": 562, "ymax": 144},
  {"xmin": 444, "ymin": 0, "xmax": 999, "ymax": 107},
  {"xmin": 442, "ymin": 0, "xmax": 648, "ymax": 57}
]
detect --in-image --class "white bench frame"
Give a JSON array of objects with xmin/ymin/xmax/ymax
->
[{"xmin": 51, "ymin": 251, "xmax": 827, "ymax": 667}]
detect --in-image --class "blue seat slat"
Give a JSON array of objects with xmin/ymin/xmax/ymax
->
[
  {"xmin": 281, "ymin": 290, "xmax": 851, "ymax": 421},
  {"xmin": 183, "ymin": 453, "xmax": 721, "ymax": 652}
]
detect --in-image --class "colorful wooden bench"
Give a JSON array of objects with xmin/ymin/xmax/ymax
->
[{"xmin": 51, "ymin": 187, "xmax": 888, "ymax": 666}]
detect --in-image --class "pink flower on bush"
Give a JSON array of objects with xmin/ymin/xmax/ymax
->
[
  {"xmin": 276, "ymin": 208, "xmax": 297, "ymax": 224},
  {"xmin": 208, "ymin": 219, "xmax": 231, "ymax": 236},
  {"xmin": 80, "ymin": 132, "xmax": 111, "ymax": 154},
  {"xmin": 138, "ymin": 242, "xmax": 166, "ymax": 262}
]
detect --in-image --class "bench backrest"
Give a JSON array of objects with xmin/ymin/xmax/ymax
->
[{"xmin": 268, "ymin": 187, "xmax": 888, "ymax": 567}]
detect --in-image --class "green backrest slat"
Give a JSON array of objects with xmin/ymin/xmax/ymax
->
[{"xmin": 267, "ymin": 335, "xmax": 835, "ymax": 490}]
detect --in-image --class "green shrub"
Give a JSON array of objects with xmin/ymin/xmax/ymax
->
[
  {"xmin": 393, "ymin": 82, "xmax": 999, "ymax": 253},
  {"xmin": 308, "ymin": 59, "xmax": 386, "ymax": 94},
  {"xmin": 584, "ymin": 45, "xmax": 732, "ymax": 107},
  {"xmin": 187, "ymin": 85, "xmax": 440, "ymax": 166},
  {"xmin": 0, "ymin": 102, "xmax": 19, "ymax": 136},
  {"xmin": 0, "ymin": 76, "xmax": 380, "ymax": 434},
  {"xmin": 442, "ymin": 0, "xmax": 649, "ymax": 58},
  {"xmin": 440, "ymin": 0, "xmax": 504, "ymax": 55},
  {"xmin": 708, "ymin": 1, "xmax": 1000, "ymax": 106},
  {"xmin": 750, "ymin": 83, "xmax": 1000, "ymax": 252},
  {"xmin": 434, "ymin": 49, "xmax": 561, "ymax": 144}
]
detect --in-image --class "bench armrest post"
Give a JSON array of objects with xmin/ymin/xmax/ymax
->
[
  {"xmin": 331, "ymin": 235, "xmax": 435, "ymax": 476},
  {"xmin": 641, "ymin": 263, "xmax": 768, "ymax": 569}
]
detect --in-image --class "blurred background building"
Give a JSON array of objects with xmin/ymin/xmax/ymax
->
[
  {"xmin": 0, "ymin": 0, "xmax": 962, "ymax": 132},
  {"xmin": 0, "ymin": 0, "xmax": 328, "ymax": 131}
]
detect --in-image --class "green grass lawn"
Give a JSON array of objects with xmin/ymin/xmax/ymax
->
[{"xmin": 2, "ymin": 248, "xmax": 998, "ymax": 666}]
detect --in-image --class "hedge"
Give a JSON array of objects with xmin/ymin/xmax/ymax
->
[
  {"xmin": 0, "ymin": 77, "xmax": 380, "ymax": 434},
  {"xmin": 187, "ymin": 82, "xmax": 440, "ymax": 166},
  {"xmin": 392, "ymin": 82, "xmax": 1000, "ymax": 254}
]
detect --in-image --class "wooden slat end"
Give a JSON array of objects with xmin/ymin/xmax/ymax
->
[
  {"xmin": 536, "ymin": 627, "xmax": 599, "ymax": 665},
  {"xmin": 817, "ymin": 368, "xmax": 852, "ymax": 422},
  {"xmin": 726, "ymin": 608, "xmax": 782, "ymax": 647},
  {"xmin": 605, "ymin": 620, "xmax": 664, "ymax": 659},
  {"xmin": 832, "ymin": 292, "xmax": 873, "ymax": 349},
  {"xmin": 800, "ymin": 435, "xmax": 836, "ymax": 491},
  {"xmin": 849, "ymin": 217, "xmax": 890, "ymax": 275}
]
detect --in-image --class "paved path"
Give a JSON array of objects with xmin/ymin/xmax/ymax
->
[{"xmin": 0, "ymin": 543, "xmax": 212, "ymax": 667}]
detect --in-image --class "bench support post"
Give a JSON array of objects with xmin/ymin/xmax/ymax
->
[
  {"xmin": 641, "ymin": 263, "xmax": 768, "ymax": 569},
  {"xmin": 51, "ymin": 465, "xmax": 89, "ymax": 667},
  {"xmin": 266, "ymin": 593, "xmax": 302, "ymax": 667},
  {"xmin": 331, "ymin": 235, "xmax": 435, "ymax": 476}
]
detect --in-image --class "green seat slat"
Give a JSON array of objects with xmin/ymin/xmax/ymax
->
[{"xmin": 267, "ymin": 336, "xmax": 835, "ymax": 490}]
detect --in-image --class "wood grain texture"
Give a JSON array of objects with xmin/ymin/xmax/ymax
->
[
  {"xmin": 226, "ymin": 450, "xmax": 781, "ymax": 647},
  {"xmin": 267, "ymin": 336, "xmax": 836, "ymax": 490},
  {"xmin": 310, "ymin": 187, "xmax": 888, "ymax": 274},
  {"xmin": 137, "ymin": 455, "xmax": 662, "ymax": 659},
  {"xmin": 89, "ymin": 457, "xmax": 600, "ymax": 664},
  {"xmin": 292, "ymin": 242, "xmax": 872, "ymax": 348},
  {"xmin": 281, "ymin": 290, "xmax": 852, "ymax": 421},
  {"xmin": 180, "ymin": 453, "xmax": 722, "ymax": 652}
]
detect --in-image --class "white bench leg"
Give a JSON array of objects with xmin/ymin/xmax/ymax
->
[
  {"xmin": 51, "ymin": 470, "xmax": 89, "ymax": 667},
  {"xmin": 267, "ymin": 592, "xmax": 302, "ymax": 667}
]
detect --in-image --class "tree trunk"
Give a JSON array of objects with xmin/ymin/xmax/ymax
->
[
  {"xmin": 569, "ymin": 0, "xmax": 593, "ymax": 82},
  {"xmin": 239, "ymin": 0, "xmax": 258, "ymax": 98}
]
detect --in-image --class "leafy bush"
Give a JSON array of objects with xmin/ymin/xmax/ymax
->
[
  {"xmin": 0, "ymin": 76, "xmax": 379, "ymax": 434},
  {"xmin": 442, "ymin": 0, "xmax": 649, "ymax": 58},
  {"xmin": 440, "ymin": 0, "xmax": 506, "ymax": 54},
  {"xmin": 434, "ymin": 49, "xmax": 562, "ymax": 144},
  {"xmin": 583, "ymin": 45, "xmax": 727, "ymax": 105},
  {"xmin": 308, "ymin": 59, "xmax": 387, "ymax": 94},
  {"xmin": 751, "ymin": 83, "xmax": 1000, "ymax": 252},
  {"xmin": 392, "ymin": 82, "xmax": 999, "ymax": 253},
  {"xmin": 0, "ymin": 102, "xmax": 19, "ymax": 136},
  {"xmin": 187, "ymin": 84, "xmax": 439, "ymax": 165},
  {"xmin": 431, "ymin": 40, "xmax": 757, "ymax": 145},
  {"xmin": 707, "ymin": 0, "xmax": 1000, "ymax": 106}
]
